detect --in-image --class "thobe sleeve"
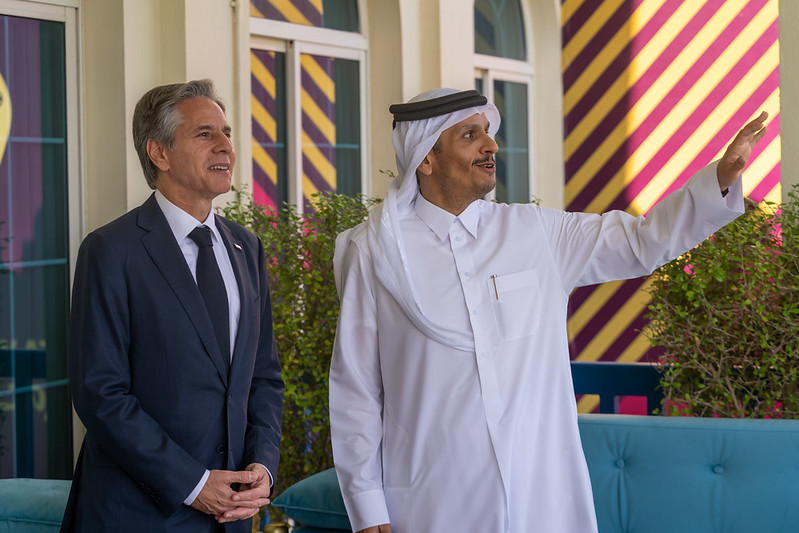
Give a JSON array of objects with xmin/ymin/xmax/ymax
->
[
  {"xmin": 330, "ymin": 229, "xmax": 391, "ymax": 531},
  {"xmin": 540, "ymin": 161, "xmax": 745, "ymax": 292}
]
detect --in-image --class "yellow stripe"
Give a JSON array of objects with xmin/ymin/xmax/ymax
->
[
  {"xmin": 301, "ymin": 130, "xmax": 336, "ymax": 190},
  {"xmin": 301, "ymin": 54, "xmax": 336, "ymax": 102},
  {"xmin": 251, "ymin": 95, "xmax": 277, "ymax": 141},
  {"xmin": 616, "ymin": 333, "xmax": 654, "ymax": 364},
  {"xmin": 564, "ymin": 0, "xmax": 667, "ymax": 113},
  {"xmin": 250, "ymin": 3, "xmax": 264, "ymax": 17},
  {"xmin": 577, "ymin": 394, "xmax": 600, "ymax": 414},
  {"xmin": 564, "ymin": 0, "xmax": 714, "ymax": 162},
  {"xmin": 575, "ymin": 279, "xmax": 653, "ymax": 362},
  {"xmin": 624, "ymin": 56, "xmax": 779, "ymax": 215},
  {"xmin": 309, "ymin": 0, "xmax": 323, "ymax": 13},
  {"xmin": 761, "ymin": 182, "xmax": 782, "ymax": 204},
  {"xmin": 303, "ymin": 173, "xmax": 321, "ymax": 202},
  {"xmin": 251, "ymin": 51, "xmax": 277, "ymax": 100},
  {"xmin": 561, "ymin": 0, "xmax": 587, "ymax": 27},
  {"xmin": 567, "ymin": 280, "xmax": 624, "ymax": 343},
  {"xmin": 301, "ymin": 88, "xmax": 336, "ymax": 145},
  {"xmin": 252, "ymin": 139, "xmax": 278, "ymax": 186},
  {"xmin": 742, "ymin": 134, "xmax": 781, "ymax": 198},
  {"xmin": 567, "ymin": 3, "xmax": 776, "ymax": 209},
  {"xmin": 271, "ymin": 0, "xmax": 312, "ymax": 25},
  {"xmin": 562, "ymin": 0, "xmax": 626, "ymax": 71}
]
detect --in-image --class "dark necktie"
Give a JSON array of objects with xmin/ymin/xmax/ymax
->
[{"xmin": 188, "ymin": 225, "xmax": 230, "ymax": 362}]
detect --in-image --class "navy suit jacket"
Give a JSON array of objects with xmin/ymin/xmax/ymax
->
[{"xmin": 61, "ymin": 194, "xmax": 284, "ymax": 532}]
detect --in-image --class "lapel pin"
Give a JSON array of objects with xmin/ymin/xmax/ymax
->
[{"xmin": 234, "ymin": 243, "xmax": 243, "ymax": 251}]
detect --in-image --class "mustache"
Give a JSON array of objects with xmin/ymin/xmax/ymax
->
[{"xmin": 473, "ymin": 156, "xmax": 495, "ymax": 166}]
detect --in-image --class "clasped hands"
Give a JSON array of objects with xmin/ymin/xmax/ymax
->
[{"xmin": 190, "ymin": 463, "xmax": 272, "ymax": 524}]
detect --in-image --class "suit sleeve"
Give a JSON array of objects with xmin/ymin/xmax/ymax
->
[
  {"xmin": 69, "ymin": 231, "xmax": 207, "ymax": 515},
  {"xmin": 242, "ymin": 236, "xmax": 284, "ymax": 481}
]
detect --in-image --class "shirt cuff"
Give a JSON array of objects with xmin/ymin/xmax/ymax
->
[
  {"xmin": 343, "ymin": 489, "xmax": 391, "ymax": 532},
  {"xmin": 184, "ymin": 469, "xmax": 210, "ymax": 506}
]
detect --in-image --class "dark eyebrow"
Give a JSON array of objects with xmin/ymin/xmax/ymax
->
[{"xmin": 195, "ymin": 124, "xmax": 232, "ymax": 133}]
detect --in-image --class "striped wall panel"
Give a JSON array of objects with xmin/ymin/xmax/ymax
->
[
  {"xmin": 561, "ymin": 0, "xmax": 781, "ymax": 413},
  {"xmin": 300, "ymin": 53, "xmax": 337, "ymax": 209},
  {"xmin": 251, "ymin": 0, "xmax": 323, "ymax": 26},
  {"xmin": 251, "ymin": 49, "xmax": 281, "ymax": 209}
]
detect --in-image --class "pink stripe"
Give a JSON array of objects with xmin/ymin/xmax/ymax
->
[
  {"xmin": 563, "ymin": 0, "xmax": 644, "ymax": 91},
  {"xmin": 646, "ymin": 70, "xmax": 779, "ymax": 209},
  {"xmin": 565, "ymin": 0, "xmax": 765, "ymax": 189},
  {"xmin": 564, "ymin": 0, "xmax": 683, "ymax": 134},
  {"xmin": 568, "ymin": 14, "xmax": 775, "ymax": 212},
  {"xmin": 748, "ymin": 161, "xmax": 781, "ymax": 202}
]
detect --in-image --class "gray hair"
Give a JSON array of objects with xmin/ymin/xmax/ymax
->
[{"xmin": 132, "ymin": 79, "xmax": 226, "ymax": 189}]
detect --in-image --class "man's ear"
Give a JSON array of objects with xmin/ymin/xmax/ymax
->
[
  {"xmin": 417, "ymin": 151, "xmax": 434, "ymax": 177},
  {"xmin": 146, "ymin": 139, "xmax": 170, "ymax": 172}
]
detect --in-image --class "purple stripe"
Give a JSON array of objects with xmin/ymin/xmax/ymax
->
[
  {"xmin": 293, "ymin": 0, "xmax": 323, "ymax": 26},
  {"xmin": 301, "ymin": 112, "xmax": 334, "ymax": 149},
  {"xmin": 567, "ymin": 278, "xmax": 646, "ymax": 352},
  {"xmin": 563, "ymin": 0, "xmax": 643, "ymax": 92},
  {"xmin": 301, "ymin": 58, "xmax": 335, "ymax": 116},
  {"xmin": 564, "ymin": 0, "xmax": 684, "ymax": 134},
  {"xmin": 591, "ymin": 30, "xmax": 776, "ymax": 214},
  {"xmin": 302, "ymin": 153, "xmax": 335, "ymax": 193},
  {"xmin": 565, "ymin": 0, "xmax": 728, "ymax": 182},
  {"xmin": 562, "ymin": 0, "xmax": 604, "ymax": 48}
]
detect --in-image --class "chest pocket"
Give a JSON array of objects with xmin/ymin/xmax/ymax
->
[{"xmin": 486, "ymin": 268, "xmax": 540, "ymax": 340}]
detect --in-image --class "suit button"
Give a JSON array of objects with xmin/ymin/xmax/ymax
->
[{"xmin": 216, "ymin": 444, "xmax": 226, "ymax": 455}]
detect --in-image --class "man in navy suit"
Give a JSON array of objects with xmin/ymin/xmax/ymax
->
[{"xmin": 61, "ymin": 79, "xmax": 284, "ymax": 532}]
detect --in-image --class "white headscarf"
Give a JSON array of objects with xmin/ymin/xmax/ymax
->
[{"xmin": 360, "ymin": 88, "xmax": 500, "ymax": 351}]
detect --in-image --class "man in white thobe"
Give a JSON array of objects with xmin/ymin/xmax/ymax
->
[{"xmin": 329, "ymin": 88, "xmax": 767, "ymax": 533}]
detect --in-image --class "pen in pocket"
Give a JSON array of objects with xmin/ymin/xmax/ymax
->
[{"xmin": 491, "ymin": 274, "xmax": 499, "ymax": 300}]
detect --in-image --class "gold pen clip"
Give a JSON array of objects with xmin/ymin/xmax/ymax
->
[{"xmin": 491, "ymin": 274, "xmax": 499, "ymax": 300}]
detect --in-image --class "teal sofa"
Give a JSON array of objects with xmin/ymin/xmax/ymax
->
[
  {"xmin": 5, "ymin": 415, "xmax": 798, "ymax": 532},
  {"xmin": 273, "ymin": 414, "xmax": 799, "ymax": 533},
  {"xmin": 0, "ymin": 478, "xmax": 70, "ymax": 532}
]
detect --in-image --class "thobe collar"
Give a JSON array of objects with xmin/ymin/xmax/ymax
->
[{"xmin": 414, "ymin": 191, "xmax": 480, "ymax": 241}]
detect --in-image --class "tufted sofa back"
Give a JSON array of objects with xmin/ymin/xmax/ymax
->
[{"xmin": 579, "ymin": 414, "xmax": 799, "ymax": 533}]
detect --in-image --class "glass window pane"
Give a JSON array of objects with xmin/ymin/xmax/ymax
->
[
  {"xmin": 493, "ymin": 80, "xmax": 529, "ymax": 204},
  {"xmin": 251, "ymin": 0, "xmax": 359, "ymax": 32},
  {"xmin": 300, "ymin": 53, "xmax": 360, "ymax": 207},
  {"xmin": 0, "ymin": 14, "xmax": 72, "ymax": 479},
  {"xmin": 251, "ymin": 49, "xmax": 287, "ymax": 209},
  {"xmin": 474, "ymin": 0, "xmax": 526, "ymax": 60}
]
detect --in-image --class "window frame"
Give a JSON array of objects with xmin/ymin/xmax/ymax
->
[
  {"xmin": 0, "ymin": 0, "xmax": 82, "ymax": 478},
  {"xmin": 250, "ymin": 15, "xmax": 369, "ymax": 211},
  {"xmin": 474, "ymin": 57, "xmax": 535, "ymax": 202}
]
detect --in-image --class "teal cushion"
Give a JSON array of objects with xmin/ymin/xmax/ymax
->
[
  {"xmin": 272, "ymin": 468, "xmax": 350, "ymax": 531},
  {"xmin": 0, "ymin": 478, "xmax": 71, "ymax": 532}
]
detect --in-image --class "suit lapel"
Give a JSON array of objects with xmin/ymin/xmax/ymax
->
[{"xmin": 138, "ymin": 195, "xmax": 230, "ymax": 385}]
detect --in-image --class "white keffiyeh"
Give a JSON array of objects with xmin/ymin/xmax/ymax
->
[{"xmin": 338, "ymin": 88, "xmax": 500, "ymax": 351}]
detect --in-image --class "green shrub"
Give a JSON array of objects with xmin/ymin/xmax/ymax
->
[
  {"xmin": 645, "ymin": 187, "xmax": 799, "ymax": 418},
  {"xmin": 221, "ymin": 189, "xmax": 380, "ymax": 499}
]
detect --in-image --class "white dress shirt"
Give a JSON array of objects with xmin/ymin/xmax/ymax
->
[
  {"xmin": 330, "ymin": 163, "xmax": 744, "ymax": 532},
  {"xmin": 154, "ymin": 191, "xmax": 243, "ymax": 505}
]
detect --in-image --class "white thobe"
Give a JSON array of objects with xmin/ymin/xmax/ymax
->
[{"xmin": 330, "ymin": 163, "xmax": 743, "ymax": 532}]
